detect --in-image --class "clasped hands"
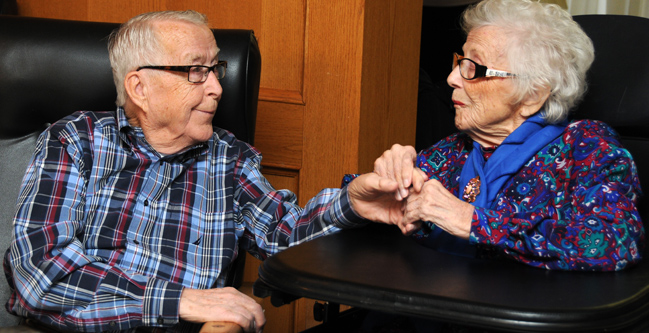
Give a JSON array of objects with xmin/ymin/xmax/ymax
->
[{"xmin": 350, "ymin": 144, "xmax": 474, "ymax": 239}]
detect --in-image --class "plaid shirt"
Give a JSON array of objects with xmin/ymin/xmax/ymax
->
[{"xmin": 4, "ymin": 108, "xmax": 362, "ymax": 332}]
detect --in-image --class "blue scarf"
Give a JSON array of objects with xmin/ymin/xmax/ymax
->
[{"xmin": 424, "ymin": 113, "xmax": 567, "ymax": 257}]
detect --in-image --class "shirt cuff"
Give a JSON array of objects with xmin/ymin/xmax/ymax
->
[
  {"xmin": 332, "ymin": 186, "xmax": 370, "ymax": 229},
  {"xmin": 142, "ymin": 278, "xmax": 184, "ymax": 327}
]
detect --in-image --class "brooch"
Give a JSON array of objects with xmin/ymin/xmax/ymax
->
[{"xmin": 462, "ymin": 176, "xmax": 481, "ymax": 203}]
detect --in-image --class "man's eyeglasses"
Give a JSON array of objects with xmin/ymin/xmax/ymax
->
[
  {"xmin": 452, "ymin": 53, "xmax": 516, "ymax": 80},
  {"xmin": 137, "ymin": 60, "xmax": 227, "ymax": 83}
]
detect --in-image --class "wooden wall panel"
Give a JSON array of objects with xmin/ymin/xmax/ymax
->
[
  {"xmin": 86, "ymin": 0, "xmax": 165, "ymax": 23},
  {"xmin": 298, "ymin": 0, "xmax": 421, "ymax": 203},
  {"xmin": 254, "ymin": 101, "xmax": 303, "ymax": 170},
  {"xmin": 16, "ymin": 0, "xmax": 88, "ymax": 20},
  {"xmin": 181, "ymin": 1, "xmax": 262, "ymax": 31},
  {"xmin": 258, "ymin": 0, "xmax": 305, "ymax": 103},
  {"xmin": 299, "ymin": 0, "xmax": 366, "ymax": 203},
  {"xmin": 358, "ymin": 0, "xmax": 422, "ymax": 173}
]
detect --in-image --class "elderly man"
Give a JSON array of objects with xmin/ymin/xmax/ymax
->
[{"xmin": 4, "ymin": 10, "xmax": 409, "ymax": 333}]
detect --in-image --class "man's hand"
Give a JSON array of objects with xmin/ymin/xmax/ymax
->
[
  {"xmin": 373, "ymin": 144, "xmax": 427, "ymax": 200},
  {"xmin": 348, "ymin": 172, "xmax": 418, "ymax": 234},
  {"xmin": 179, "ymin": 287, "xmax": 265, "ymax": 333}
]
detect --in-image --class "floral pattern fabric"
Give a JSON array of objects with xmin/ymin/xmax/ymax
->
[{"xmin": 368, "ymin": 119, "xmax": 644, "ymax": 271}]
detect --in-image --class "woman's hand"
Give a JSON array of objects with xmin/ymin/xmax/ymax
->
[
  {"xmin": 402, "ymin": 179, "xmax": 474, "ymax": 238},
  {"xmin": 373, "ymin": 144, "xmax": 428, "ymax": 201}
]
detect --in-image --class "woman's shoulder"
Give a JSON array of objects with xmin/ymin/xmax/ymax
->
[
  {"xmin": 564, "ymin": 119, "xmax": 623, "ymax": 145},
  {"xmin": 566, "ymin": 119, "xmax": 619, "ymax": 137}
]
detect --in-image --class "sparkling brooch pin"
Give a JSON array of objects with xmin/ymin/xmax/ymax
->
[{"xmin": 462, "ymin": 176, "xmax": 481, "ymax": 203}]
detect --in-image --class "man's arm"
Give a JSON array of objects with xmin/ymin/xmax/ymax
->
[{"xmin": 233, "ymin": 144, "xmax": 423, "ymax": 258}]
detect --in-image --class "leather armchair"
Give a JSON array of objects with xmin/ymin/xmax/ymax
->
[{"xmin": 0, "ymin": 14, "xmax": 261, "ymax": 327}]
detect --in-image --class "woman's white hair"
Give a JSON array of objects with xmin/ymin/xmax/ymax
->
[
  {"xmin": 108, "ymin": 10, "xmax": 209, "ymax": 107},
  {"xmin": 462, "ymin": 0, "xmax": 594, "ymax": 123}
]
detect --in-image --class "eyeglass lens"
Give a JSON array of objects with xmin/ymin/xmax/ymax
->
[
  {"xmin": 453, "ymin": 54, "xmax": 476, "ymax": 80},
  {"xmin": 188, "ymin": 64, "xmax": 226, "ymax": 83}
]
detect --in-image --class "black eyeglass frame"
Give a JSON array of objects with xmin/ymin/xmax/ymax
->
[
  {"xmin": 453, "ymin": 53, "xmax": 516, "ymax": 80},
  {"xmin": 137, "ymin": 60, "xmax": 228, "ymax": 83}
]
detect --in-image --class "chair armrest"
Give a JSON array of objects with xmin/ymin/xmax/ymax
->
[{"xmin": 200, "ymin": 321, "xmax": 243, "ymax": 333}]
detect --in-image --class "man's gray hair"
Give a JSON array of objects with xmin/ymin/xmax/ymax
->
[
  {"xmin": 462, "ymin": 0, "xmax": 594, "ymax": 123},
  {"xmin": 108, "ymin": 10, "xmax": 209, "ymax": 107}
]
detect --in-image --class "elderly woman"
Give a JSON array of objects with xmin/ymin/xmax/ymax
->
[{"xmin": 371, "ymin": 0, "xmax": 644, "ymax": 271}]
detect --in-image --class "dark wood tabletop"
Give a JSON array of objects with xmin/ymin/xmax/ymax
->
[{"xmin": 254, "ymin": 223, "xmax": 649, "ymax": 332}]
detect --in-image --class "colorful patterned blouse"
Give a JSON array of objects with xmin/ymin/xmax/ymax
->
[{"xmin": 413, "ymin": 120, "xmax": 642, "ymax": 271}]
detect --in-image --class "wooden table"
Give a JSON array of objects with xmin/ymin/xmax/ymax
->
[{"xmin": 253, "ymin": 223, "xmax": 649, "ymax": 332}]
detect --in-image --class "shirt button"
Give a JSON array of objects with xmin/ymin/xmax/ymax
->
[
  {"xmin": 157, "ymin": 316, "xmax": 165, "ymax": 324},
  {"xmin": 133, "ymin": 240, "xmax": 140, "ymax": 245},
  {"xmin": 109, "ymin": 321, "xmax": 117, "ymax": 327},
  {"xmin": 144, "ymin": 199, "xmax": 149, "ymax": 206}
]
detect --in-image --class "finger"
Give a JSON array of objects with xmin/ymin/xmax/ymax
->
[
  {"xmin": 239, "ymin": 296, "xmax": 265, "ymax": 332},
  {"xmin": 223, "ymin": 299, "xmax": 260, "ymax": 332},
  {"xmin": 404, "ymin": 221, "xmax": 422, "ymax": 236},
  {"xmin": 397, "ymin": 146, "xmax": 418, "ymax": 199},
  {"xmin": 373, "ymin": 150, "xmax": 394, "ymax": 178},
  {"xmin": 399, "ymin": 150, "xmax": 416, "ymax": 188},
  {"xmin": 411, "ymin": 169, "xmax": 428, "ymax": 193},
  {"xmin": 376, "ymin": 174, "xmax": 399, "ymax": 193},
  {"xmin": 387, "ymin": 145, "xmax": 406, "ymax": 197}
]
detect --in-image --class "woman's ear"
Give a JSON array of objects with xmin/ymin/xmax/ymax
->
[
  {"xmin": 520, "ymin": 87, "xmax": 551, "ymax": 118},
  {"xmin": 124, "ymin": 71, "xmax": 148, "ymax": 112}
]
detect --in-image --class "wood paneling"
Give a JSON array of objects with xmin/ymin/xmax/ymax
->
[
  {"xmin": 359, "ymin": 0, "xmax": 422, "ymax": 173},
  {"xmin": 259, "ymin": 0, "xmax": 305, "ymax": 100},
  {"xmin": 254, "ymin": 101, "xmax": 303, "ymax": 170},
  {"xmin": 16, "ymin": 0, "xmax": 88, "ymax": 20},
  {"xmin": 299, "ymin": 0, "xmax": 366, "ymax": 203},
  {"xmin": 299, "ymin": 0, "xmax": 422, "ymax": 204}
]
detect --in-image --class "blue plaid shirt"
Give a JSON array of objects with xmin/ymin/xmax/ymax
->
[{"xmin": 4, "ymin": 108, "xmax": 362, "ymax": 332}]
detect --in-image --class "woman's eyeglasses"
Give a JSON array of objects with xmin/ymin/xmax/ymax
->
[{"xmin": 452, "ymin": 53, "xmax": 517, "ymax": 80}]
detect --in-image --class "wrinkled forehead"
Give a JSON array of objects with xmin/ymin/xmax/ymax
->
[
  {"xmin": 463, "ymin": 25, "xmax": 510, "ymax": 65},
  {"xmin": 155, "ymin": 20, "xmax": 219, "ymax": 63}
]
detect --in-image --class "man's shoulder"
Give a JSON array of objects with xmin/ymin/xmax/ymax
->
[
  {"xmin": 212, "ymin": 127, "xmax": 261, "ymax": 159},
  {"xmin": 49, "ymin": 110, "xmax": 118, "ymax": 133}
]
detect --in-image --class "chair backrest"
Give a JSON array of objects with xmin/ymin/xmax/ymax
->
[
  {"xmin": 571, "ymin": 14, "xmax": 649, "ymax": 221},
  {"xmin": 0, "ymin": 15, "xmax": 261, "ymax": 326}
]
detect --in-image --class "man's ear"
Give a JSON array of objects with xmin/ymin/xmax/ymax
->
[
  {"xmin": 124, "ymin": 71, "xmax": 148, "ymax": 112},
  {"xmin": 520, "ymin": 86, "xmax": 551, "ymax": 118}
]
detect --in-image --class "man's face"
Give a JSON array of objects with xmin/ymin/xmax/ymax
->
[{"xmin": 139, "ymin": 20, "xmax": 222, "ymax": 151}]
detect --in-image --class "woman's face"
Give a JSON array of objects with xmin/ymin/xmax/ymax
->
[{"xmin": 447, "ymin": 25, "xmax": 527, "ymax": 147}]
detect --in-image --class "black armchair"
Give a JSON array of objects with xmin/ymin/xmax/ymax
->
[
  {"xmin": 571, "ymin": 14, "xmax": 649, "ymax": 220},
  {"xmin": 0, "ymin": 15, "xmax": 261, "ymax": 327}
]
